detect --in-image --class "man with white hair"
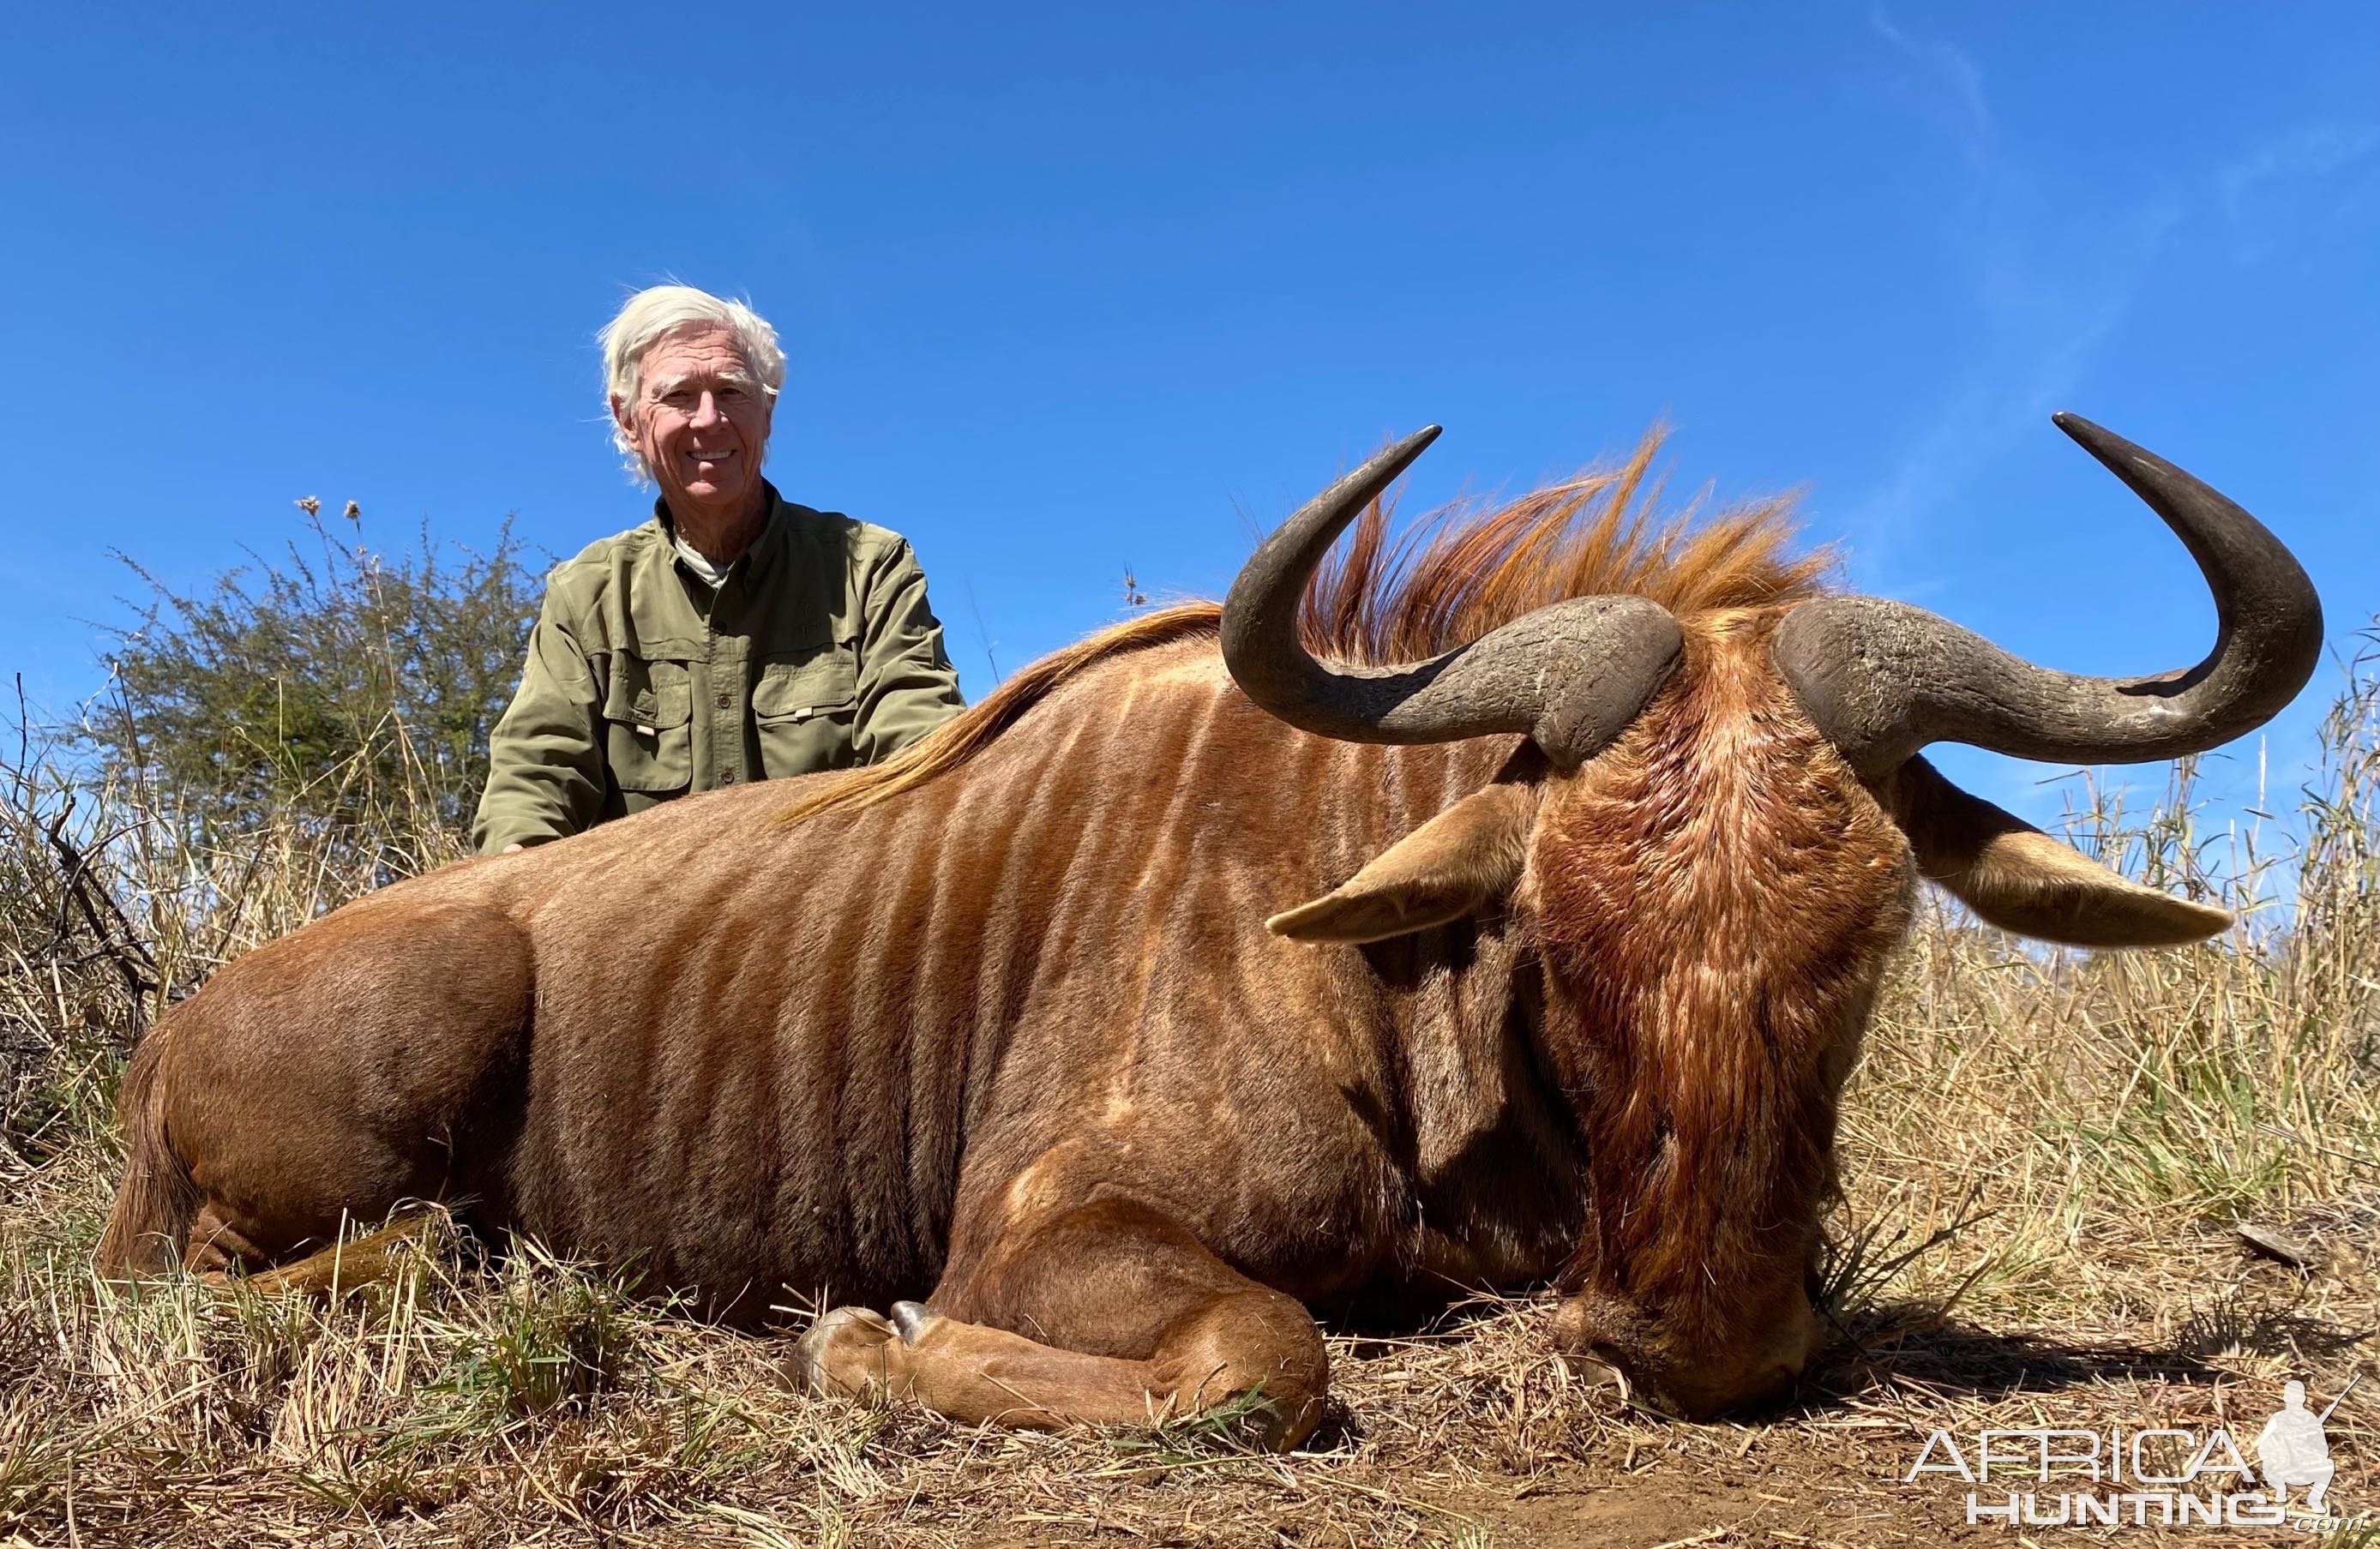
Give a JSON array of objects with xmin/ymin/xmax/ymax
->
[{"xmin": 472, "ymin": 285, "xmax": 964, "ymax": 852}]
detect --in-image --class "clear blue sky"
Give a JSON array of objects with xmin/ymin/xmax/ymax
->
[{"xmin": 3, "ymin": 4, "xmax": 2374, "ymax": 838}]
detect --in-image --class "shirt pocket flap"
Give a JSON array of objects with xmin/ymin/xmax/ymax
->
[
  {"xmin": 604, "ymin": 658, "xmax": 692, "ymax": 729},
  {"xmin": 754, "ymin": 649, "xmax": 858, "ymax": 722}
]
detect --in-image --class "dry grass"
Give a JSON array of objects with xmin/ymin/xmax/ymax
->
[{"xmin": 3, "ymin": 632, "xmax": 2376, "ymax": 1547}]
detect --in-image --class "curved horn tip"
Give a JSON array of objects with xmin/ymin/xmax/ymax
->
[
  {"xmin": 1317, "ymin": 425, "xmax": 1444, "ymax": 509},
  {"xmin": 1376, "ymin": 423, "xmax": 1445, "ymax": 477},
  {"xmin": 2050, "ymin": 409, "xmax": 2106, "ymax": 445},
  {"xmin": 2049, "ymin": 411, "xmax": 2146, "ymax": 467}
]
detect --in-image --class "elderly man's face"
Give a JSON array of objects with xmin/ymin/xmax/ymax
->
[{"xmin": 614, "ymin": 325, "xmax": 775, "ymax": 522}]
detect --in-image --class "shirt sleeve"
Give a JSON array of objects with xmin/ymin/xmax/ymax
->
[
  {"xmin": 471, "ymin": 589, "xmax": 608, "ymax": 852},
  {"xmin": 850, "ymin": 537, "xmax": 966, "ymax": 763}
]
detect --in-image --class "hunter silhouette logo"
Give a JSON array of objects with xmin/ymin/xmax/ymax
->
[{"xmin": 2257, "ymin": 1375, "xmax": 2356, "ymax": 1515}]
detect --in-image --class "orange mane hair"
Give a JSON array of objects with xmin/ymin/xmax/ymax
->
[
  {"xmin": 780, "ymin": 426, "xmax": 1829, "ymax": 827},
  {"xmin": 1301, "ymin": 425, "xmax": 1830, "ymax": 665}
]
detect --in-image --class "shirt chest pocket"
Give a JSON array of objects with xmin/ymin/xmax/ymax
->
[
  {"xmin": 752, "ymin": 647, "xmax": 858, "ymax": 778},
  {"xmin": 602, "ymin": 655, "xmax": 694, "ymax": 793}
]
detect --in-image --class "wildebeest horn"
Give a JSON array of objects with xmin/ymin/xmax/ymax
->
[
  {"xmin": 1221, "ymin": 427, "xmax": 1686, "ymax": 765},
  {"xmin": 1774, "ymin": 412, "xmax": 2323, "ymax": 777}
]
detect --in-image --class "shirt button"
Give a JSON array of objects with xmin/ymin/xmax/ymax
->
[
  {"xmin": 716, "ymin": 693, "xmax": 731, "ymax": 709},
  {"xmin": 719, "ymin": 771, "xmax": 737, "ymax": 785}
]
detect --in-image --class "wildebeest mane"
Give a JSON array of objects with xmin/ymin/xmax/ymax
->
[
  {"xmin": 779, "ymin": 427, "xmax": 1828, "ymax": 828},
  {"xmin": 1301, "ymin": 425, "xmax": 1830, "ymax": 663}
]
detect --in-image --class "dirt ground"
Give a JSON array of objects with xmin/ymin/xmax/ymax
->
[
  {"xmin": 850, "ymin": 1252, "xmax": 2379, "ymax": 1549},
  {"xmin": 7, "ymin": 1215, "xmax": 2370, "ymax": 1549}
]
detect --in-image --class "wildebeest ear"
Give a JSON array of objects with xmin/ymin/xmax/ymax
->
[
  {"xmin": 1268, "ymin": 782, "xmax": 1537, "ymax": 944},
  {"xmin": 1884, "ymin": 754, "xmax": 2231, "ymax": 948}
]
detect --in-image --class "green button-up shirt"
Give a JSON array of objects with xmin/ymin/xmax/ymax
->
[{"xmin": 471, "ymin": 483, "xmax": 964, "ymax": 853}]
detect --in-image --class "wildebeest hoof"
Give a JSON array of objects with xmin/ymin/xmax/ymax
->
[
  {"xmin": 889, "ymin": 1300, "xmax": 941, "ymax": 1346},
  {"xmin": 788, "ymin": 1305, "xmax": 897, "ymax": 1395}
]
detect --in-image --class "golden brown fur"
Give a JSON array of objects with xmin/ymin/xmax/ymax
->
[
  {"xmin": 775, "ymin": 602, "xmax": 1227, "ymax": 829},
  {"xmin": 100, "ymin": 436, "xmax": 2216, "ymax": 1438},
  {"xmin": 1531, "ymin": 609, "xmax": 1912, "ymax": 1410}
]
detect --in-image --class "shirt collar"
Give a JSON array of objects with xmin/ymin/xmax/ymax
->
[{"xmin": 652, "ymin": 482, "xmax": 789, "ymax": 585}]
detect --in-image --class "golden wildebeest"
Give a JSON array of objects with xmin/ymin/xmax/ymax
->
[{"xmin": 99, "ymin": 415, "xmax": 2320, "ymax": 1441}]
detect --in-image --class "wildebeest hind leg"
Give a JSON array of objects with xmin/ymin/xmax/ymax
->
[
  {"xmin": 156, "ymin": 900, "xmax": 534, "ymax": 1276},
  {"xmin": 793, "ymin": 1198, "xmax": 1327, "ymax": 1450}
]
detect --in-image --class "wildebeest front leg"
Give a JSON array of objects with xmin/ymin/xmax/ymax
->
[{"xmin": 794, "ymin": 1198, "xmax": 1328, "ymax": 1449}]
